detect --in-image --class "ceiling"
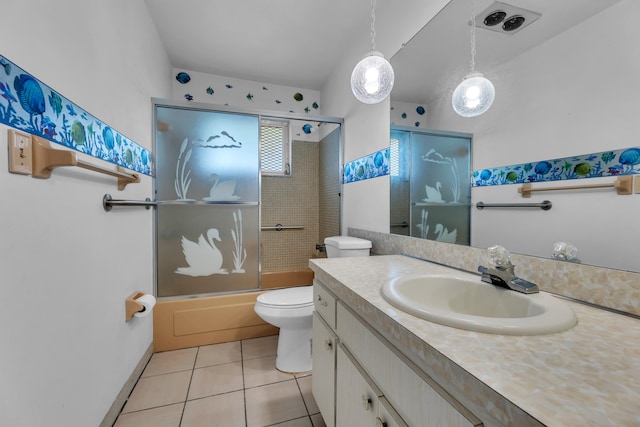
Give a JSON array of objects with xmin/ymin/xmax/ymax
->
[
  {"xmin": 390, "ymin": 0, "xmax": 622, "ymax": 104},
  {"xmin": 144, "ymin": 0, "xmax": 621, "ymax": 103},
  {"xmin": 144, "ymin": 0, "xmax": 371, "ymax": 91}
]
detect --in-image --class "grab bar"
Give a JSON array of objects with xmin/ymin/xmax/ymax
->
[
  {"xmin": 476, "ymin": 200, "xmax": 552, "ymax": 211},
  {"xmin": 390, "ymin": 221, "xmax": 409, "ymax": 228},
  {"xmin": 261, "ymin": 224, "xmax": 305, "ymax": 231},
  {"xmin": 30, "ymin": 135, "xmax": 140, "ymax": 190},
  {"xmin": 519, "ymin": 176, "xmax": 632, "ymax": 198},
  {"xmin": 103, "ymin": 194, "xmax": 157, "ymax": 212}
]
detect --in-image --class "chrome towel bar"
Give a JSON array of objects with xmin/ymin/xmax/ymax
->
[
  {"xmin": 103, "ymin": 194, "xmax": 157, "ymax": 211},
  {"xmin": 476, "ymin": 200, "xmax": 552, "ymax": 210}
]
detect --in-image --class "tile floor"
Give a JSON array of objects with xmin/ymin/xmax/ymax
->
[{"xmin": 113, "ymin": 335, "xmax": 326, "ymax": 427}]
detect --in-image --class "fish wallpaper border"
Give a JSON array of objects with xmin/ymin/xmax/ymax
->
[
  {"xmin": 343, "ymin": 148, "xmax": 390, "ymax": 184},
  {"xmin": 472, "ymin": 147, "xmax": 640, "ymax": 187},
  {"xmin": 0, "ymin": 55, "xmax": 152, "ymax": 176}
]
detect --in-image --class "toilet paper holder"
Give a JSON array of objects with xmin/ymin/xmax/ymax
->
[{"xmin": 125, "ymin": 291, "xmax": 147, "ymax": 321}]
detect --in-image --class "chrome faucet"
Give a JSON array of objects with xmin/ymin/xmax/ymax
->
[{"xmin": 478, "ymin": 246, "xmax": 539, "ymax": 294}]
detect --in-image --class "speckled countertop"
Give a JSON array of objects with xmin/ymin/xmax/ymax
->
[{"xmin": 309, "ymin": 255, "xmax": 640, "ymax": 427}]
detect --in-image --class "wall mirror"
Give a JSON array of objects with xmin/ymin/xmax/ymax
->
[{"xmin": 389, "ymin": 0, "xmax": 639, "ymax": 272}]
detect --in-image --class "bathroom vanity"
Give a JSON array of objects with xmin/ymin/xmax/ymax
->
[{"xmin": 310, "ymin": 255, "xmax": 640, "ymax": 427}]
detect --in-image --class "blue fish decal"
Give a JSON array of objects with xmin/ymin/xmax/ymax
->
[
  {"xmin": 0, "ymin": 59, "xmax": 10, "ymax": 75},
  {"xmin": 225, "ymin": 84, "xmax": 233, "ymax": 89},
  {"xmin": 275, "ymin": 99, "xmax": 282, "ymax": 104},
  {"xmin": 184, "ymin": 93, "xmax": 193, "ymax": 101},
  {"xmin": 14, "ymin": 74, "xmax": 45, "ymax": 116},
  {"xmin": 416, "ymin": 106, "xmax": 425, "ymax": 115},
  {"xmin": 302, "ymin": 124, "xmax": 312, "ymax": 134},
  {"xmin": 619, "ymin": 148, "xmax": 640, "ymax": 166},
  {"xmin": 534, "ymin": 161, "xmax": 552, "ymax": 176},
  {"xmin": 312, "ymin": 102, "xmax": 319, "ymax": 109},
  {"xmin": 66, "ymin": 104, "xmax": 77, "ymax": 116},
  {"xmin": 246, "ymin": 93, "xmax": 254, "ymax": 101},
  {"xmin": 175, "ymin": 72, "xmax": 191, "ymax": 84},
  {"xmin": 103, "ymin": 127, "xmax": 115, "ymax": 150},
  {"xmin": 206, "ymin": 86, "xmax": 214, "ymax": 95}
]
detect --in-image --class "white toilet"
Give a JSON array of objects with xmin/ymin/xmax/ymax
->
[{"xmin": 254, "ymin": 236, "xmax": 371, "ymax": 373}]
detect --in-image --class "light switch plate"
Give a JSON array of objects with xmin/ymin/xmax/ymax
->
[{"xmin": 8, "ymin": 129, "xmax": 32, "ymax": 174}]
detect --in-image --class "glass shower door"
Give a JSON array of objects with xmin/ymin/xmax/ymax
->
[
  {"xmin": 410, "ymin": 131, "xmax": 471, "ymax": 245},
  {"xmin": 155, "ymin": 105, "xmax": 260, "ymax": 298}
]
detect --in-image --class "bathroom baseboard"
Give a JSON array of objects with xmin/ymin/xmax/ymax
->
[{"xmin": 99, "ymin": 342, "xmax": 153, "ymax": 427}]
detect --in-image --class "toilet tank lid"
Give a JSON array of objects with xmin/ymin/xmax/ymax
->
[{"xmin": 324, "ymin": 236, "xmax": 372, "ymax": 249}]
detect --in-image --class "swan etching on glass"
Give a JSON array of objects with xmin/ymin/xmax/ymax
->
[
  {"xmin": 434, "ymin": 224, "xmax": 457, "ymax": 244},
  {"xmin": 423, "ymin": 182, "xmax": 444, "ymax": 203},
  {"xmin": 175, "ymin": 228, "xmax": 228, "ymax": 276},
  {"xmin": 203, "ymin": 173, "xmax": 240, "ymax": 201}
]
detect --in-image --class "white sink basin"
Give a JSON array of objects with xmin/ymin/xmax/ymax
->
[{"xmin": 381, "ymin": 275, "xmax": 577, "ymax": 335}]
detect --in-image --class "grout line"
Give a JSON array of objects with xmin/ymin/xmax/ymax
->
[
  {"xmin": 241, "ymin": 339, "xmax": 249, "ymax": 427},
  {"xmin": 178, "ymin": 346, "xmax": 200, "ymax": 426}
]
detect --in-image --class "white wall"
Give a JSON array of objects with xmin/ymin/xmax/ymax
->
[
  {"xmin": 0, "ymin": 1, "xmax": 171, "ymax": 425},
  {"xmin": 426, "ymin": 0, "xmax": 640, "ymax": 271},
  {"xmin": 322, "ymin": 0, "xmax": 451, "ymax": 235}
]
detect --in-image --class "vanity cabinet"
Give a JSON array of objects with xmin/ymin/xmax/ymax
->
[{"xmin": 312, "ymin": 279, "xmax": 483, "ymax": 427}]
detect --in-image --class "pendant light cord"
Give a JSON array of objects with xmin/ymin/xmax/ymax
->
[
  {"xmin": 469, "ymin": 0, "xmax": 477, "ymax": 71},
  {"xmin": 370, "ymin": 0, "xmax": 377, "ymax": 52}
]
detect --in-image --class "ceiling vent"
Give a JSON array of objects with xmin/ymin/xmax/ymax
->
[{"xmin": 475, "ymin": 1, "xmax": 541, "ymax": 35}]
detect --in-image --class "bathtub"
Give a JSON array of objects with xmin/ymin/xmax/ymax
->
[{"xmin": 153, "ymin": 269, "xmax": 314, "ymax": 352}]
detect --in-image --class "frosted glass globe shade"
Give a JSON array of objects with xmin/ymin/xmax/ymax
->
[
  {"xmin": 452, "ymin": 72, "xmax": 495, "ymax": 117},
  {"xmin": 351, "ymin": 51, "xmax": 395, "ymax": 104}
]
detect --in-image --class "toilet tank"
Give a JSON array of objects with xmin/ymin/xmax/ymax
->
[{"xmin": 324, "ymin": 236, "xmax": 372, "ymax": 258}]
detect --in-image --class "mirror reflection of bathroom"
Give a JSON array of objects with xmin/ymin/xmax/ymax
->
[{"xmin": 390, "ymin": 127, "xmax": 471, "ymax": 244}]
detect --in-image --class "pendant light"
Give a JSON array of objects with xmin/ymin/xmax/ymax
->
[
  {"xmin": 452, "ymin": 0, "xmax": 495, "ymax": 117},
  {"xmin": 350, "ymin": 0, "xmax": 395, "ymax": 104}
]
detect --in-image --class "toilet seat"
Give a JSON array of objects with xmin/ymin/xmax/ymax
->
[{"xmin": 256, "ymin": 286, "xmax": 313, "ymax": 309}]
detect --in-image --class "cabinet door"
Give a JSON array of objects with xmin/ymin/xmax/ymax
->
[
  {"xmin": 336, "ymin": 343, "xmax": 382, "ymax": 427},
  {"xmin": 312, "ymin": 312, "xmax": 336, "ymax": 427},
  {"xmin": 337, "ymin": 302, "xmax": 482, "ymax": 427}
]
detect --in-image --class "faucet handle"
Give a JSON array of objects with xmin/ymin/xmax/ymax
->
[{"xmin": 487, "ymin": 245, "xmax": 512, "ymax": 269}]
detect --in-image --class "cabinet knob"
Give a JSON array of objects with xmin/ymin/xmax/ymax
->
[
  {"xmin": 324, "ymin": 339, "xmax": 333, "ymax": 350},
  {"xmin": 376, "ymin": 417, "xmax": 388, "ymax": 427},
  {"xmin": 317, "ymin": 295, "xmax": 328, "ymax": 307},
  {"xmin": 361, "ymin": 394, "xmax": 372, "ymax": 411}
]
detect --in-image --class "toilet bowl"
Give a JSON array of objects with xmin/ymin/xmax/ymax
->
[
  {"xmin": 255, "ymin": 236, "xmax": 371, "ymax": 373},
  {"xmin": 254, "ymin": 286, "xmax": 314, "ymax": 373}
]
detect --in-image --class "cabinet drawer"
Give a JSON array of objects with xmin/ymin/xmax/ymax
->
[
  {"xmin": 337, "ymin": 302, "xmax": 482, "ymax": 427},
  {"xmin": 313, "ymin": 279, "xmax": 337, "ymax": 328}
]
